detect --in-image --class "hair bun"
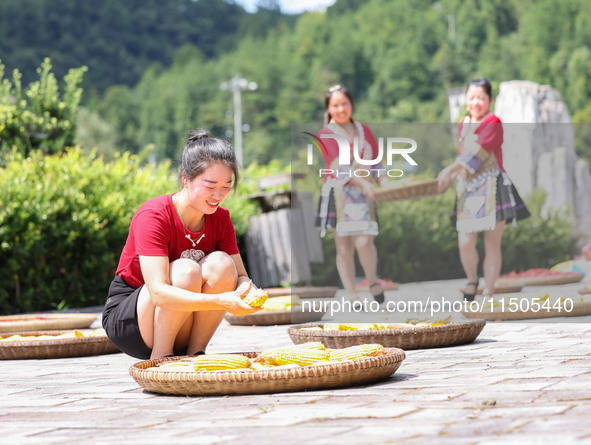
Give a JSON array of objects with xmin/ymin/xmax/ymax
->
[{"xmin": 187, "ymin": 129, "xmax": 211, "ymax": 143}]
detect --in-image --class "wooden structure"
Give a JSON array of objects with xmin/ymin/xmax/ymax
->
[{"xmin": 245, "ymin": 173, "xmax": 323, "ymax": 288}]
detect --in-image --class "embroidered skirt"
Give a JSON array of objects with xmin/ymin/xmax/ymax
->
[
  {"xmin": 451, "ymin": 172, "xmax": 530, "ymax": 232},
  {"xmin": 315, "ymin": 183, "xmax": 378, "ymax": 237}
]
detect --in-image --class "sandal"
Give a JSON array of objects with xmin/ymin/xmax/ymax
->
[
  {"xmin": 369, "ymin": 282, "xmax": 385, "ymax": 304},
  {"xmin": 463, "ymin": 279, "xmax": 479, "ymax": 302}
]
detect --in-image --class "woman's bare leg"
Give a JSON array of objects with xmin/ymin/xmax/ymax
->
[
  {"xmin": 185, "ymin": 251, "xmax": 237, "ymax": 355},
  {"xmin": 334, "ymin": 234, "xmax": 358, "ymax": 299},
  {"xmin": 137, "ymin": 258, "xmax": 202, "ymax": 358},
  {"xmin": 482, "ymin": 221, "xmax": 506, "ymax": 295},
  {"xmin": 137, "ymin": 252, "xmax": 238, "ymax": 359},
  {"xmin": 458, "ymin": 231, "xmax": 479, "ymax": 293},
  {"xmin": 355, "ymin": 234, "xmax": 378, "ymax": 287}
]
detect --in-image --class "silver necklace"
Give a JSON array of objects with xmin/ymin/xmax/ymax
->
[{"xmin": 176, "ymin": 203, "xmax": 205, "ymax": 247}]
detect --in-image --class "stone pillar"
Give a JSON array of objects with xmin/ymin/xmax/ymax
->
[
  {"xmin": 537, "ymin": 147, "xmax": 577, "ymax": 218},
  {"xmin": 575, "ymin": 159, "xmax": 591, "ymax": 241},
  {"xmin": 493, "ymin": 81, "xmax": 591, "ymax": 244}
]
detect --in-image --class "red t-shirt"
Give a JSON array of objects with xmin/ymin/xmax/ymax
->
[
  {"xmin": 116, "ymin": 194, "xmax": 239, "ymax": 288},
  {"xmin": 457, "ymin": 113, "xmax": 505, "ymax": 171},
  {"xmin": 317, "ymin": 122, "xmax": 380, "ymax": 180}
]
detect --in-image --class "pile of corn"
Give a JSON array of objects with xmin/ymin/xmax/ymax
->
[
  {"xmin": 145, "ymin": 342, "xmax": 386, "ymax": 372},
  {"xmin": 300, "ymin": 320, "xmax": 450, "ymax": 332},
  {"xmin": 0, "ymin": 328, "xmax": 107, "ymax": 342}
]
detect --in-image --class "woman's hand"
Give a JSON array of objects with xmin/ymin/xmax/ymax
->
[
  {"xmin": 437, "ymin": 161, "xmax": 470, "ymax": 194},
  {"xmin": 219, "ymin": 281, "xmax": 262, "ymax": 316},
  {"xmin": 437, "ymin": 166, "xmax": 452, "ymax": 193}
]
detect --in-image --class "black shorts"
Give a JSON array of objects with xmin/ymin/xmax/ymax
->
[{"xmin": 102, "ymin": 276, "xmax": 152, "ymax": 359}]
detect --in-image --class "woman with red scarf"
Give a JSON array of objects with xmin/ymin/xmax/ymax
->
[{"xmin": 438, "ymin": 78, "xmax": 530, "ymax": 300}]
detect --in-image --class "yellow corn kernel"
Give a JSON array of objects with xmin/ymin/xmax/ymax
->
[
  {"xmin": 191, "ymin": 354, "xmax": 251, "ymax": 371},
  {"xmin": 250, "ymin": 362, "xmax": 301, "ymax": 371},
  {"xmin": 274, "ymin": 347, "xmax": 330, "ymax": 367},
  {"xmin": 0, "ymin": 335, "xmax": 23, "ymax": 342},
  {"xmin": 155, "ymin": 361, "xmax": 195, "ymax": 371},
  {"xmin": 256, "ymin": 342, "xmax": 325, "ymax": 365},
  {"xmin": 242, "ymin": 288, "xmax": 268, "ymax": 307},
  {"xmin": 256, "ymin": 342, "xmax": 327, "ymax": 366},
  {"xmin": 322, "ymin": 323, "xmax": 378, "ymax": 331},
  {"xmin": 328, "ymin": 344, "xmax": 385, "ymax": 362}
]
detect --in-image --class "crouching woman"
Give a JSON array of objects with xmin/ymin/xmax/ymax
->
[{"xmin": 103, "ymin": 129, "xmax": 259, "ymax": 359}]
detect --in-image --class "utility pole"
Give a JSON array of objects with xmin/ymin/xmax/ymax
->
[{"xmin": 220, "ymin": 76, "xmax": 257, "ymax": 165}]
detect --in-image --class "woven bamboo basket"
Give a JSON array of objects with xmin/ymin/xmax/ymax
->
[
  {"xmin": 497, "ymin": 273, "xmax": 584, "ymax": 287},
  {"xmin": 266, "ymin": 286, "xmax": 339, "ymax": 299},
  {"xmin": 287, "ymin": 319, "xmax": 486, "ymax": 350},
  {"xmin": 374, "ymin": 179, "xmax": 440, "ymax": 202},
  {"xmin": 129, "ymin": 348, "xmax": 405, "ymax": 396},
  {"xmin": 0, "ymin": 329, "xmax": 120, "ymax": 360},
  {"xmin": 224, "ymin": 308, "xmax": 325, "ymax": 326},
  {"xmin": 462, "ymin": 299, "xmax": 591, "ymax": 321},
  {"xmin": 0, "ymin": 313, "xmax": 98, "ymax": 333}
]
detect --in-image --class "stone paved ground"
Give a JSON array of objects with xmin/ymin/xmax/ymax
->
[{"xmin": 2, "ymin": 278, "xmax": 591, "ymax": 444}]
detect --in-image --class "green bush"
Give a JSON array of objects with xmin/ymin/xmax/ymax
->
[
  {"xmin": 0, "ymin": 148, "xmax": 176, "ymax": 314},
  {"xmin": 311, "ymin": 188, "xmax": 577, "ymax": 285}
]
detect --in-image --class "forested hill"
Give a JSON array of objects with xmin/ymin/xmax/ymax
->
[{"xmin": 0, "ymin": 0, "xmax": 293, "ymax": 94}]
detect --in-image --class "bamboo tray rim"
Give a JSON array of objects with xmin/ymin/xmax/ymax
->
[
  {"xmin": 498, "ymin": 273, "xmax": 584, "ymax": 287},
  {"xmin": 0, "ymin": 329, "xmax": 119, "ymax": 359},
  {"xmin": 224, "ymin": 308, "xmax": 325, "ymax": 326},
  {"xmin": 0, "ymin": 313, "xmax": 98, "ymax": 333},
  {"xmin": 288, "ymin": 319, "xmax": 485, "ymax": 338},
  {"xmin": 462, "ymin": 300, "xmax": 591, "ymax": 321},
  {"xmin": 287, "ymin": 319, "xmax": 486, "ymax": 350},
  {"xmin": 266, "ymin": 286, "xmax": 339, "ymax": 299}
]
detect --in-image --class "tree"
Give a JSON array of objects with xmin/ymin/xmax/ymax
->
[{"xmin": 0, "ymin": 58, "xmax": 85, "ymax": 158}]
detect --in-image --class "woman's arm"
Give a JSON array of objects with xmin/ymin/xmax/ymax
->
[
  {"xmin": 230, "ymin": 253, "xmax": 253, "ymax": 288},
  {"xmin": 437, "ymin": 161, "xmax": 469, "ymax": 193}
]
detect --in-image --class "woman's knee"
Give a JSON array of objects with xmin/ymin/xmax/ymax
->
[
  {"xmin": 335, "ymin": 237, "xmax": 354, "ymax": 256},
  {"xmin": 458, "ymin": 232, "xmax": 477, "ymax": 250},
  {"xmin": 202, "ymin": 251, "xmax": 237, "ymax": 279},
  {"xmin": 354, "ymin": 235, "xmax": 373, "ymax": 250},
  {"xmin": 170, "ymin": 258, "xmax": 203, "ymax": 290}
]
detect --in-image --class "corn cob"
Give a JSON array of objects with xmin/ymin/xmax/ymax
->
[
  {"xmin": 256, "ymin": 342, "xmax": 327, "ymax": 366},
  {"xmin": 155, "ymin": 361, "xmax": 195, "ymax": 371},
  {"xmin": 242, "ymin": 288, "xmax": 269, "ymax": 307},
  {"xmin": 328, "ymin": 344, "xmax": 385, "ymax": 362},
  {"xmin": 250, "ymin": 362, "xmax": 300, "ymax": 371},
  {"xmin": 191, "ymin": 354, "xmax": 251, "ymax": 371},
  {"xmin": 273, "ymin": 347, "xmax": 330, "ymax": 366}
]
